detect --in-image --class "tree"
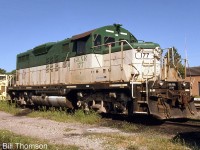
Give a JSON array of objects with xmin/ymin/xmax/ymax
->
[
  {"xmin": 164, "ymin": 47, "xmax": 185, "ymax": 78},
  {"xmin": 7, "ymin": 69, "xmax": 16, "ymax": 75},
  {"xmin": 0, "ymin": 68, "xmax": 6, "ymax": 74}
]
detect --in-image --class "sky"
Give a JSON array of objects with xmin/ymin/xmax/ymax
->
[{"xmin": 0, "ymin": 0, "xmax": 200, "ymax": 72}]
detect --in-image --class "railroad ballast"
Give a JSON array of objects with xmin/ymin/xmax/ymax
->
[{"xmin": 8, "ymin": 24, "xmax": 197, "ymax": 119}]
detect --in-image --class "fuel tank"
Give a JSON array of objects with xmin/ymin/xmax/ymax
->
[{"xmin": 31, "ymin": 96, "xmax": 73, "ymax": 108}]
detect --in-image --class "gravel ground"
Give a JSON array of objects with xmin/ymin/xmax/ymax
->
[
  {"xmin": 1, "ymin": 110, "xmax": 200, "ymax": 150},
  {"xmin": 0, "ymin": 111, "xmax": 128, "ymax": 150}
]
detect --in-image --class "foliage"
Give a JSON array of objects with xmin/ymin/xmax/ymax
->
[
  {"xmin": 0, "ymin": 68, "xmax": 6, "ymax": 74},
  {"xmin": 7, "ymin": 69, "xmax": 16, "ymax": 75},
  {"xmin": 0, "ymin": 68, "xmax": 16, "ymax": 75},
  {"xmin": 164, "ymin": 47, "xmax": 185, "ymax": 78}
]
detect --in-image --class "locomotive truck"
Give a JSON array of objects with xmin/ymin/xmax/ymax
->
[{"xmin": 8, "ymin": 24, "xmax": 197, "ymax": 119}]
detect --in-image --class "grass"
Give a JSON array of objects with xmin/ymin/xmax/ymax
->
[
  {"xmin": 0, "ymin": 101, "xmax": 101, "ymax": 124},
  {"xmin": 0, "ymin": 130, "xmax": 79, "ymax": 150},
  {"xmin": 0, "ymin": 100, "xmax": 22, "ymax": 115},
  {"xmin": 28, "ymin": 109, "xmax": 101, "ymax": 124},
  {"xmin": 87, "ymin": 132, "xmax": 193, "ymax": 150},
  {"xmin": 101, "ymin": 120, "xmax": 139, "ymax": 133},
  {"xmin": 120, "ymin": 122, "xmax": 139, "ymax": 132}
]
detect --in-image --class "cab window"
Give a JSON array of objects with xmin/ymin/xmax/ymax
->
[
  {"xmin": 104, "ymin": 36, "xmax": 115, "ymax": 46},
  {"xmin": 94, "ymin": 34, "xmax": 101, "ymax": 46},
  {"xmin": 73, "ymin": 36, "xmax": 89, "ymax": 55},
  {"xmin": 119, "ymin": 39, "xmax": 128, "ymax": 45},
  {"xmin": 62, "ymin": 43, "xmax": 70, "ymax": 52}
]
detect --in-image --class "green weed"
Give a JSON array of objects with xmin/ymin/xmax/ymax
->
[
  {"xmin": 88, "ymin": 131, "xmax": 192, "ymax": 150},
  {"xmin": 0, "ymin": 101, "xmax": 101, "ymax": 124},
  {"xmin": 0, "ymin": 130, "xmax": 79, "ymax": 150},
  {"xmin": 0, "ymin": 101, "xmax": 21, "ymax": 114}
]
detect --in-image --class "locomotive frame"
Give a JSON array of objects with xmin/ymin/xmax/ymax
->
[{"xmin": 8, "ymin": 24, "xmax": 197, "ymax": 119}]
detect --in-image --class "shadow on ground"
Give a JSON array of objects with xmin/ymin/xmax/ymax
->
[
  {"xmin": 101, "ymin": 113, "xmax": 164, "ymax": 125},
  {"xmin": 173, "ymin": 132, "xmax": 200, "ymax": 150},
  {"xmin": 15, "ymin": 108, "xmax": 32, "ymax": 116}
]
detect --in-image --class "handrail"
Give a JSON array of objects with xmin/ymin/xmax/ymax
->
[
  {"xmin": 161, "ymin": 47, "xmax": 182, "ymax": 80},
  {"xmin": 91, "ymin": 40, "xmax": 134, "ymax": 50}
]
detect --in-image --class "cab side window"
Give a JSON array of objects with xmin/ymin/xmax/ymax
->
[
  {"xmin": 62, "ymin": 43, "xmax": 70, "ymax": 52},
  {"xmin": 94, "ymin": 34, "xmax": 101, "ymax": 46},
  {"xmin": 77, "ymin": 41, "xmax": 86, "ymax": 54},
  {"xmin": 119, "ymin": 39, "xmax": 128, "ymax": 45},
  {"xmin": 73, "ymin": 36, "xmax": 89, "ymax": 55},
  {"xmin": 104, "ymin": 36, "xmax": 115, "ymax": 46}
]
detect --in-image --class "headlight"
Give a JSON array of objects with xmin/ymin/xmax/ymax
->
[
  {"xmin": 159, "ymin": 81, "xmax": 164, "ymax": 86},
  {"xmin": 182, "ymin": 82, "xmax": 186, "ymax": 87}
]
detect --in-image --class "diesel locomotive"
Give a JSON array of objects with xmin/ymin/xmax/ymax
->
[{"xmin": 8, "ymin": 24, "xmax": 197, "ymax": 119}]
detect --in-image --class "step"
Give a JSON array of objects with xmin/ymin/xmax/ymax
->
[
  {"xmin": 133, "ymin": 111, "xmax": 148, "ymax": 114},
  {"xmin": 137, "ymin": 101, "xmax": 147, "ymax": 104}
]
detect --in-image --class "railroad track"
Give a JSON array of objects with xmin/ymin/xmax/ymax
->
[
  {"xmin": 165, "ymin": 119, "xmax": 200, "ymax": 129},
  {"xmin": 101, "ymin": 113, "xmax": 200, "ymax": 134},
  {"xmin": 101, "ymin": 114, "xmax": 200, "ymax": 149}
]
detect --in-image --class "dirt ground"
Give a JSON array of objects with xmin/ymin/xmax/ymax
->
[
  {"xmin": 1, "ymin": 110, "xmax": 200, "ymax": 150},
  {"xmin": 0, "ymin": 111, "xmax": 130, "ymax": 150}
]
